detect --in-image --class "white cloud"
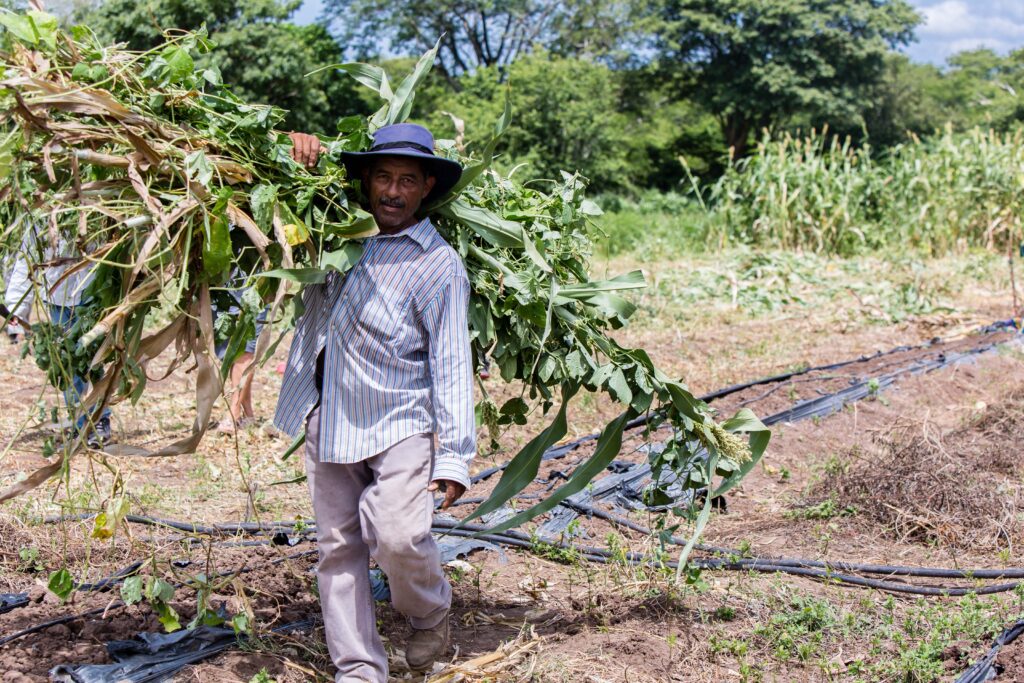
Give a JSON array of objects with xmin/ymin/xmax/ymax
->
[{"xmin": 905, "ymin": 0, "xmax": 1024, "ymax": 64}]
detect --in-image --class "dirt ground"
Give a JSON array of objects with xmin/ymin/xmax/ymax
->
[{"xmin": 2, "ymin": 250, "xmax": 1024, "ymax": 682}]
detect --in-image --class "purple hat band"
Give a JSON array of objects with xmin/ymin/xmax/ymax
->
[{"xmin": 341, "ymin": 123, "xmax": 463, "ymax": 203}]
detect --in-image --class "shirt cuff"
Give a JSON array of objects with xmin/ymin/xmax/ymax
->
[{"xmin": 431, "ymin": 455, "xmax": 472, "ymax": 490}]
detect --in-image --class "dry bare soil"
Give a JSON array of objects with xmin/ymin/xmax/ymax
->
[{"xmin": 2, "ymin": 249, "xmax": 1024, "ymax": 683}]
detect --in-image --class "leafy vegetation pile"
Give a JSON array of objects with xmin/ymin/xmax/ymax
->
[{"xmin": 0, "ymin": 11, "xmax": 767, "ymax": 575}]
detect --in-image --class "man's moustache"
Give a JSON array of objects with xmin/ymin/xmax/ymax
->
[{"xmin": 379, "ymin": 199, "xmax": 405, "ymax": 208}]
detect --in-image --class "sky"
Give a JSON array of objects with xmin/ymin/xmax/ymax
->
[{"xmin": 294, "ymin": 0, "xmax": 1024, "ymax": 67}]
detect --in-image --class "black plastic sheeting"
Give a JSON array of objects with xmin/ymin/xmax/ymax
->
[
  {"xmin": 40, "ymin": 533, "xmax": 498, "ymax": 679},
  {"xmin": 469, "ymin": 322, "xmax": 1020, "ymax": 487},
  {"xmin": 761, "ymin": 344, "xmax": 1000, "ymax": 426},
  {"xmin": 474, "ymin": 327, "xmax": 1019, "ymax": 550},
  {"xmin": 49, "ymin": 620, "xmax": 313, "ymax": 683},
  {"xmin": 955, "ymin": 618, "xmax": 1024, "ymax": 683},
  {"xmin": 0, "ymin": 592, "xmax": 29, "ymax": 614}
]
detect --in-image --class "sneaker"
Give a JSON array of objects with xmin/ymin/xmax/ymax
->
[
  {"xmin": 405, "ymin": 611, "xmax": 450, "ymax": 671},
  {"xmin": 86, "ymin": 417, "xmax": 113, "ymax": 449}
]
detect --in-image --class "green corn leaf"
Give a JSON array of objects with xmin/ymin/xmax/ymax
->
[
  {"xmin": 476, "ymin": 409, "xmax": 635, "ymax": 536},
  {"xmin": 438, "ymin": 200, "xmax": 524, "ymax": 248},
  {"xmin": 280, "ymin": 430, "xmax": 305, "ymax": 461},
  {"xmin": 386, "ymin": 39, "xmax": 439, "ymax": 126},
  {"xmin": 335, "ymin": 62, "xmax": 392, "ymax": 101},
  {"xmin": 461, "ymin": 382, "xmax": 579, "ymax": 525},
  {"xmin": 429, "ymin": 88, "xmax": 512, "ymax": 209}
]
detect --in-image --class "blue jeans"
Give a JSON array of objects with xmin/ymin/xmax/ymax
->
[{"xmin": 48, "ymin": 304, "xmax": 111, "ymax": 428}]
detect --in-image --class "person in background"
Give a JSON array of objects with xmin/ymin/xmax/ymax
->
[
  {"xmin": 212, "ymin": 282, "xmax": 267, "ymax": 433},
  {"xmin": 4, "ymin": 226, "xmax": 112, "ymax": 446}
]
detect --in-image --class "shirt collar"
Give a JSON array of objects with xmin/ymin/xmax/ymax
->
[{"xmin": 371, "ymin": 217, "xmax": 433, "ymax": 249}]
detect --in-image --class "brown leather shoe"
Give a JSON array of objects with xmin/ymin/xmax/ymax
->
[{"xmin": 405, "ymin": 612, "xmax": 450, "ymax": 671}]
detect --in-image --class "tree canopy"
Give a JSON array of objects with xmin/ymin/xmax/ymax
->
[
  {"xmin": 653, "ymin": 0, "xmax": 921, "ymax": 154},
  {"xmin": 320, "ymin": 0, "xmax": 635, "ymax": 85},
  {"xmin": 79, "ymin": 0, "xmax": 367, "ymax": 131}
]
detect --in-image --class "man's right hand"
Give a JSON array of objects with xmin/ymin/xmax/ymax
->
[{"xmin": 287, "ymin": 132, "xmax": 323, "ymax": 169}]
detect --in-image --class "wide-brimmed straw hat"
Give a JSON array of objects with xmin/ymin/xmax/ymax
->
[{"xmin": 341, "ymin": 123, "xmax": 462, "ymax": 203}]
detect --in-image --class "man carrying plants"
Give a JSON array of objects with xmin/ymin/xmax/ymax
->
[{"xmin": 274, "ymin": 123, "xmax": 474, "ymax": 681}]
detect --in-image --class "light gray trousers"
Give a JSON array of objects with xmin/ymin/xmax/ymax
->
[{"xmin": 305, "ymin": 407, "xmax": 451, "ymax": 683}]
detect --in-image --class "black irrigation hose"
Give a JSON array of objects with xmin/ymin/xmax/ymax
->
[
  {"xmin": 0, "ymin": 604, "xmax": 113, "ymax": 648},
  {"xmin": 42, "ymin": 513, "xmax": 307, "ymax": 536},
  {"xmin": 0, "ymin": 549, "xmax": 317, "ymax": 649},
  {"xmin": 433, "ymin": 522, "xmax": 1024, "ymax": 597},
  {"xmin": 562, "ymin": 500, "xmax": 1024, "ymax": 580},
  {"xmin": 955, "ymin": 618, "xmax": 1024, "ymax": 683}
]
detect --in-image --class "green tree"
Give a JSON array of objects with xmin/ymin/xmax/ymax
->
[
  {"xmin": 79, "ymin": 0, "xmax": 364, "ymax": 131},
  {"xmin": 653, "ymin": 0, "xmax": 921, "ymax": 155},
  {"xmin": 419, "ymin": 52, "xmax": 632, "ymax": 192},
  {"xmin": 413, "ymin": 51, "xmax": 723, "ymax": 194},
  {"xmin": 938, "ymin": 49, "xmax": 1024, "ymax": 130},
  {"xmin": 321, "ymin": 0, "xmax": 636, "ymax": 87}
]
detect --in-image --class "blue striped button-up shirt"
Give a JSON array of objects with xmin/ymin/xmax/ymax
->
[{"xmin": 273, "ymin": 218, "xmax": 476, "ymax": 488}]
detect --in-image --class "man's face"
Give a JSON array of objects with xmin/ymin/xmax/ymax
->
[{"xmin": 364, "ymin": 157, "xmax": 436, "ymax": 232}]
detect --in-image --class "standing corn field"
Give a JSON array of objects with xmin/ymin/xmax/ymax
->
[{"xmin": 704, "ymin": 126, "xmax": 1024, "ymax": 255}]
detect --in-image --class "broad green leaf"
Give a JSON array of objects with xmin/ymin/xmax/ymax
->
[
  {"xmin": 250, "ymin": 183, "xmax": 278, "ymax": 232},
  {"xmin": 320, "ymin": 241, "xmax": 364, "ymax": 274},
  {"xmin": 0, "ymin": 11, "xmax": 57, "ymax": 49},
  {"xmin": 202, "ymin": 214, "xmax": 231, "ymax": 282},
  {"xmin": 185, "ymin": 150, "xmax": 213, "ymax": 188},
  {"xmin": 162, "ymin": 46, "xmax": 194, "ymax": 84},
  {"xmin": 478, "ymin": 409, "xmax": 635, "ymax": 535},
  {"xmin": 462, "ymin": 382, "xmax": 579, "ymax": 524},
  {"xmin": 0, "ymin": 13, "xmax": 36, "ymax": 45},
  {"xmin": 155, "ymin": 601, "xmax": 181, "ymax": 632},
  {"xmin": 147, "ymin": 577, "xmax": 176, "ymax": 603},
  {"xmin": 120, "ymin": 575, "xmax": 143, "ymax": 605},
  {"xmin": 48, "ymin": 568, "xmax": 74, "ymax": 602},
  {"xmin": 230, "ymin": 612, "xmax": 251, "ymax": 634},
  {"xmin": 324, "ymin": 207, "xmax": 377, "ymax": 239},
  {"xmin": 607, "ymin": 368, "xmax": 633, "ymax": 405}
]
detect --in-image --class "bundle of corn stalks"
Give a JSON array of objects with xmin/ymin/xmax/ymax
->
[{"xmin": 0, "ymin": 10, "xmax": 768, "ymax": 570}]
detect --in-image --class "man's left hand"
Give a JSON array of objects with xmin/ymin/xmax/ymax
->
[{"xmin": 428, "ymin": 479, "xmax": 466, "ymax": 510}]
